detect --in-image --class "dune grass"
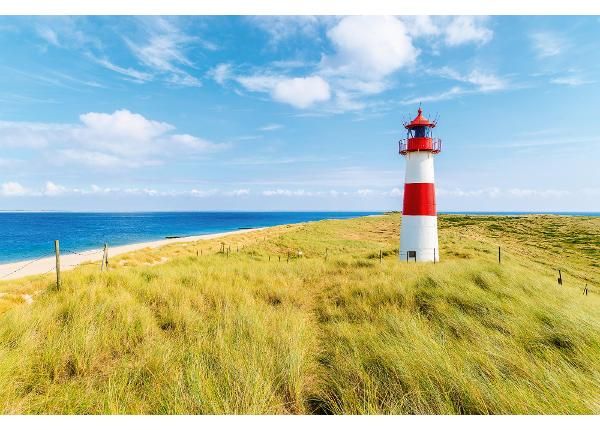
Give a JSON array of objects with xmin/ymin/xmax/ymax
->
[{"xmin": 0, "ymin": 214, "xmax": 598, "ymax": 414}]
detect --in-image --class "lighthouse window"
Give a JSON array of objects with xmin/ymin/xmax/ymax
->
[{"xmin": 414, "ymin": 126, "xmax": 426, "ymax": 138}]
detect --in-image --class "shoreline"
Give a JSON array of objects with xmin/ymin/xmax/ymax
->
[{"xmin": 0, "ymin": 227, "xmax": 266, "ymax": 281}]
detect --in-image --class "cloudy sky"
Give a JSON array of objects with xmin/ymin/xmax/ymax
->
[{"xmin": 0, "ymin": 16, "xmax": 598, "ymax": 211}]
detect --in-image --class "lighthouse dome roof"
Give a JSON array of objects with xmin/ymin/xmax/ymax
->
[{"xmin": 405, "ymin": 107, "xmax": 436, "ymax": 129}]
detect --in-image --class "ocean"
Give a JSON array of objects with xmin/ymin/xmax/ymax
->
[{"xmin": 0, "ymin": 212, "xmax": 378, "ymax": 264}]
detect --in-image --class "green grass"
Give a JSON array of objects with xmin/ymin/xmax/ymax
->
[{"xmin": 0, "ymin": 214, "xmax": 598, "ymax": 414}]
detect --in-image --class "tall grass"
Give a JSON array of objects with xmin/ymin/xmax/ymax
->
[{"xmin": 0, "ymin": 214, "xmax": 598, "ymax": 414}]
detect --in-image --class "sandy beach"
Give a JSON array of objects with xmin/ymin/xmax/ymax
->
[{"xmin": 0, "ymin": 227, "xmax": 264, "ymax": 281}]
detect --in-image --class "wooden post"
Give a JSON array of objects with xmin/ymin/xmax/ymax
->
[
  {"xmin": 196, "ymin": 249, "xmax": 199, "ymax": 257},
  {"xmin": 379, "ymin": 249, "xmax": 382, "ymax": 263},
  {"xmin": 269, "ymin": 255, "xmax": 271, "ymax": 262},
  {"xmin": 279, "ymin": 256, "xmax": 281, "ymax": 262},
  {"xmin": 54, "ymin": 240, "xmax": 61, "ymax": 290},
  {"xmin": 498, "ymin": 246, "xmax": 501, "ymax": 264},
  {"xmin": 287, "ymin": 251, "xmax": 290, "ymax": 263},
  {"xmin": 558, "ymin": 269, "xmax": 563, "ymax": 285},
  {"xmin": 101, "ymin": 243, "xmax": 107, "ymax": 272}
]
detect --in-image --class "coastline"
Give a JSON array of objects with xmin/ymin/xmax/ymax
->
[{"xmin": 0, "ymin": 227, "xmax": 266, "ymax": 281}]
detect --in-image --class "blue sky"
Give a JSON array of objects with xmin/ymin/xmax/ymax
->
[{"xmin": 0, "ymin": 15, "xmax": 598, "ymax": 211}]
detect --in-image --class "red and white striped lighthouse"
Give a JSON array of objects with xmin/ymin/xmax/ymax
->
[{"xmin": 398, "ymin": 107, "xmax": 442, "ymax": 262}]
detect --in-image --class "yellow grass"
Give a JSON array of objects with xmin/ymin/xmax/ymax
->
[{"xmin": 0, "ymin": 214, "xmax": 598, "ymax": 414}]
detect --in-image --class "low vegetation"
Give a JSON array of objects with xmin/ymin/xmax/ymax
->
[{"xmin": 0, "ymin": 214, "xmax": 598, "ymax": 414}]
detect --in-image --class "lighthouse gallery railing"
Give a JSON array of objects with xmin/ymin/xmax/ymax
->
[{"xmin": 398, "ymin": 137, "xmax": 442, "ymax": 155}]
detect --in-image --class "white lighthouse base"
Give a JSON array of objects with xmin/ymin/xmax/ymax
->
[{"xmin": 400, "ymin": 215, "xmax": 439, "ymax": 262}]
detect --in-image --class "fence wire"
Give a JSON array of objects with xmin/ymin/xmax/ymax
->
[{"xmin": 0, "ymin": 253, "xmax": 56, "ymax": 280}]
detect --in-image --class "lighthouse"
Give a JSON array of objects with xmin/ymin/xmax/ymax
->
[{"xmin": 398, "ymin": 107, "xmax": 442, "ymax": 262}]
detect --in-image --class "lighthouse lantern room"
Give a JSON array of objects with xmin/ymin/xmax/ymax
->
[{"xmin": 398, "ymin": 107, "xmax": 442, "ymax": 262}]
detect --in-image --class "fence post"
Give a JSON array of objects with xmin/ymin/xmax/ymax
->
[
  {"xmin": 498, "ymin": 246, "xmax": 501, "ymax": 264},
  {"xmin": 287, "ymin": 251, "xmax": 290, "ymax": 263},
  {"xmin": 102, "ymin": 244, "xmax": 108, "ymax": 271},
  {"xmin": 54, "ymin": 240, "xmax": 61, "ymax": 290},
  {"xmin": 379, "ymin": 249, "xmax": 382, "ymax": 263},
  {"xmin": 557, "ymin": 269, "xmax": 563, "ymax": 285}
]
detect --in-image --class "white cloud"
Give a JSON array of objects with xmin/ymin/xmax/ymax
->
[
  {"xmin": 438, "ymin": 187, "xmax": 501, "ymax": 198},
  {"xmin": 0, "ymin": 182, "xmax": 29, "ymax": 196},
  {"xmin": 235, "ymin": 75, "xmax": 280, "ymax": 92},
  {"xmin": 237, "ymin": 74, "xmax": 331, "ymax": 109},
  {"xmin": 530, "ymin": 32, "xmax": 564, "ymax": 58},
  {"xmin": 402, "ymin": 67, "xmax": 507, "ymax": 105},
  {"xmin": 43, "ymin": 181, "xmax": 67, "ymax": 196},
  {"xmin": 0, "ymin": 109, "xmax": 225, "ymax": 168},
  {"xmin": 322, "ymin": 16, "xmax": 417, "ymax": 82},
  {"xmin": 260, "ymin": 188, "xmax": 401, "ymax": 198},
  {"xmin": 37, "ymin": 27, "xmax": 60, "ymax": 46},
  {"xmin": 224, "ymin": 189, "xmax": 250, "ymax": 197},
  {"xmin": 272, "ymin": 76, "xmax": 331, "ymax": 108},
  {"xmin": 550, "ymin": 76, "xmax": 593, "ymax": 86},
  {"xmin": 259, "ymin": 123, "xmax": 283, "ymax": 131},
  {"xmin": 507, "ymin": 188, "xmax": 569, "ymax": 198},
  {"xmin": 433, "ymin": 67, "xmax": 507, "ymax": 91},
  {"xmin": 388, "ymin": 187, "xmax": 403, "ymax": 197},
  {"xmin": 124, "ymin": 17, "xmax": 202, "ymax": 87},
  {"xmin": 403, "ymin": 16, "xmax": 441, "ymax": 38},
  {"xmin": 208, "ymin": 63, "xmax": 232, "ymax": 85},
  {"xmin": 437, "ymin": 187, "xmax": 569, "ymax": 199},
  {"xmin": 443, "ymin": 16, "xmax": 493, "ymax": 46},
  {"xmin": 0, "ymin": 183, "xmax": 253, "ymax": 199},
  {"xmin": 170, "ymin": 134, "xmax": 227, "ymax": 152},
  {"xmin": 78, "ymin": 110, "xmax": 173, "ymax": 143},
  {"xmin": 247, "ymin": 16, "xmax": 324, "ymax": 45},
  {"xmin": 262, "ymin": 189, "xmax": 311, "ymax": 197},
  {"xmin": 92, "ymin": 56, "xmax": 153, "ymax": 83},
  {"xmin": 401, "ymin": 86, "xmax": 464, "ymax": 105}
]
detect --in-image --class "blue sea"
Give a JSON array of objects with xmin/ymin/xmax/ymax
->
[{"xmin": 0, "ymin": 212, "xmax": 378, "ymax": 264}]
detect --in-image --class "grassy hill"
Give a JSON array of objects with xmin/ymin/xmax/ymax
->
[{"xmin": 0, "ymin": 214, "xmax": 598, "ymax": 414}]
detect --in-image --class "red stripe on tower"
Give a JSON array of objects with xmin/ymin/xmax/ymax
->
[{"xmin": 402, "ymin": 183, "xmax": 436, "ymax": 216}]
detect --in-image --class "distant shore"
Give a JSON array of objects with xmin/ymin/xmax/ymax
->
[{"xmin": 0, "ymin": 227, "xmax": 265, "ymax": 281}]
